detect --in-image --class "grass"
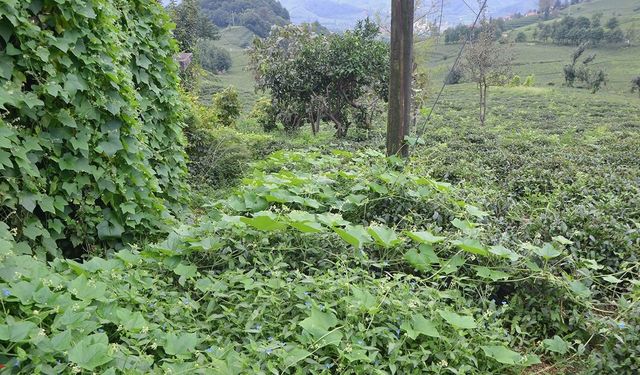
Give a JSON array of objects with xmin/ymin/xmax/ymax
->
[
  {"xmin": 200, "ymin": 26, "xmax": 258, "ymax": 109},
  {"xmin": 428, "ymin": 43, "xmax": 640, "ymax": 94}
]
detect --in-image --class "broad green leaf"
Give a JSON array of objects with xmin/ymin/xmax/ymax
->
[
  {"xmin": 174, "ymin": 263, "xmax": 198, "ymax": 278},
  {"xmin": 50, "ymin": 330, "xmax": 73, "ymax": 351},
  {"xmin": 165, "ymin": 332, "xmax": 198, "ymax": 356},
  {"xmin": 405, "ymin": 244, "xmax": 440, "ymax": 271},
  {"xmin": 282, "ymin": 346, "xmax": 312, "ymax": 368},
  {"xmin": 289, "ymin": 219, "xmax": 324, "ymax": 233},
  {"xmin": 97, "ymin": 220, "xmax": 124, "ymax": 240},
  {"xmin": 0, "ymin": 321, "xmax": 37, "ymax": 342},
  {"xmin": 489, "ymin": 245, "xmax": 521, "ymax": 261},
  {"xmin": 343, "ymin": 348, "xmax": 371, "ymax": 363},
  {"xmin": 543, "ymin": 335, "xmax": 570, "ymax": 354},
  {"xmin": 96, "ymin": 134, "xmax": 123, "ymax": 157},
  {"xmin": 441, "ymin": 254, "xmax": 466, "ymax": 274},
  {"xmin": 523, "ymin": 354, "xmax": 542, "ymax": 366},
  {"xmin": 451, "ymin": 218, "xmax": 476, "ymax": 234},
  {"xmin": 299, "ymin": 308, "xmax": 339, "ymax": 338},
  {"xmin": 552, "ymin": 235, "xmax": 573, "ymax": 245},
  {"xmin": 69, "ymin": 275, "xmax": 107, "ymax": 301},
  {"xmin": 481, "ymin": 345, "xmax": 524, "ymax": 365},
  {"xmin": 19, "ymin": 192, "xmax": 38, "ymax": 213},
  {"xmin": 367, "ymin": 225, "xmax": 402, "ymax": 248},
  {"xmin": 438, "ymin": 310, "xmax": 477, "ymax": 329},
  {"xmin": 333, "ymin": 225, "xmax": 372, "ymax": 249},
  {"xmin": 116, "ymin": 308, "xmax": 147, "ymax": 332},
  {"xmin": 240, "ymin": 213, "xmax": 287, "ymax": 231},
  {"xmin": 57, "ymin": 109, "xmax": 77, "ymax": 128},
  {"xmin": 411, "ymin": 315, "xmax": 440, "ymax": 338},
  {"xmin": 568, "ymin": 280, "xmax": 592, "ymax": 298},
  {"xmin": 452, "ymin": 238, "xmax": 489, "ymax": 256},
  {"xmin": 603, "ymin": 275, "xmax": 622, "ymax": 284},
  {"xmin": 465, "ymin": 204, "xmax": 489, "ymax": 218},
  {"xmin": 68, "ymin": 333, "xmax": 112, "ymax": 370},
  {"xmin": 530, "ymin": 243, "xmax": 562, "ymax": 260},
  {"xmin": 351, "ymin": 286, "xmax": 377, "ymax": 311},
  {"xmin": 406, "ymin": 230, "xmax": 446, "ymax": 244},
  {"xmin": 474, "ymin": 266, "xmax": 511, "ymax": 281},
  {"xmin": 405, "ymin": 248, "xmax": 432, "ymax": 272},
  {"xmin": 316, "ymin": 212, "xmax": 349, "ymax": 227}
]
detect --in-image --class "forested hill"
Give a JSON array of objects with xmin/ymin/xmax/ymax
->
[{"xmin": 200, "ymin": 0, "xmax": 290, "ymax": 37}]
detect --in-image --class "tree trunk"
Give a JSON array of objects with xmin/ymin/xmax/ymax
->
[
  {"xmin": 387, "ymin": 0, "xmax": 414, "ymax": 158},
  {"xmin": 479, "ymin": 80, "xmax": 487, "ymax": 126}
]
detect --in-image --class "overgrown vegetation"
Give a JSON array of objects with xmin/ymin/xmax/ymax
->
[
  {"xmin": 2, "ymin": 0, "xmax": 640, "ymax": 373},
  {"xmin": 0, "ymin": 0, "xmax": 187, "ymax": 257},
  {"xmin": 563, "ymin": 43, "xmax": 607, "ymax": 92}
]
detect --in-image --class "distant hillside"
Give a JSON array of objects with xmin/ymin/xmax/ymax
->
[
  {"xmin": 511, "ymin": 0, "xmax": 640, "ymax": 44},
  {"xmin": 280, "ymin": 0, "xmax": 539, "ymax": 31},
  {"xmin": 200, "ymin": 0, "xmax": 290, "ymax": 37}
]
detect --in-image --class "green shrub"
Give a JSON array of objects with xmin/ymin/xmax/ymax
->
[
  {"xmin": 250, "ymin": 96, "xmax": 277, "ymax": 131},
  {"xmin": 0, "ymin": 0, "xmax": 187, "ymax": 257},
  {"xmin": 185, "ymin": 127, "xmax": 274, "ymax": 187},
  {"xmin": 523, "ymin": 75, "xmax": 535, "ymax": 87},
  {"xmin": 586, "ymin": 298, "xmax": 640, "ymax": 374},
  {"xmin": 631, "ymin": 76, "xmax": 640, "ymax": 97},
  {"xmin": 445, "ymin": 66, "xmax": 464, "ymax": 84},
  {"xmin": 509, "ymin": 75, "xmax": 522, "ymax": 87},
  {"xmin": 211, "ymin": 87, "xmax": 241, "ymax": 127},
  {"xmin": 195, "ymin": 39, "xmax": 232, "ymax": 73}
]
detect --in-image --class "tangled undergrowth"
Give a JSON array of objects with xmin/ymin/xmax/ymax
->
[{"xmin": 1, "ymin": 149, "xmax": 638, "ymax": 374}]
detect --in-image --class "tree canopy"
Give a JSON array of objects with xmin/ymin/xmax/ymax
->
[{"xmin": 249, "ymin": 19, "xmax": 389, "ymax": 137}]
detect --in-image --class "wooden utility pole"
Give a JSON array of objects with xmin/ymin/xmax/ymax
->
[{"xmin": 387, "ymin": 0, "xmax": 414, "ymax": 157}]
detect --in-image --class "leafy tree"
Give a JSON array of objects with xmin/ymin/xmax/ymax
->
[
  {"xmin": 605, "ymin": 27, "xmax": 625, "ymax": 44},
  {"xmin": 539, "ymin": 0, "xmax": 554, "ymax": 19},
  {"xmin": 516, "ymin": 32, "xmax": 527, "ymax": 43},
  {"xmin": 249, "ymin": 19, "xmax": 389, "ymax": 137},
  {"xmin": 168, "ymin": 0, "xmax": 219, "ymax": 52},
  {"xmin": 461, "ymin": 22, "xmax": 513, "ymax": 125},
  {"xmin": 212, "ymin": 87, "xmax": 241, "ymax": 127},
  {"xmin": 606, "ymin": 17, "xmax": 619, "ymax": 30},
  {"xmin": 563, "ymin": 44, "xmax": 607, "ymax": 93}
]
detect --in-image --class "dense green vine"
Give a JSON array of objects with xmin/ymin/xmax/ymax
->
[{"xmin": 0, "ymin": 0, "xmax": 187, "ymax": 257}]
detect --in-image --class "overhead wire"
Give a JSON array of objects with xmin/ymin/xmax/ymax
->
[{"xmin": 416, "ymin": 0, "xmax": 489, "ymax": 138}]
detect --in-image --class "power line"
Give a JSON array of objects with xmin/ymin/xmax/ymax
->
[
  {"xmin": 416, "ymin": 0, "xmax": 488, "ymax": 138},
  {"xmin": 461, "ymin": 0, "xmax": 479, "ymax": 16}
]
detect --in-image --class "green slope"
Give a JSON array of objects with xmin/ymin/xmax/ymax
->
[{"xmin": 200, "ymin": 26, "xmax": 258, "ymax": 109}]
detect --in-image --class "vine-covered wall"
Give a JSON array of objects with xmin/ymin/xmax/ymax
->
[{"xmin": 0, "ymin": 0, "xmax": 187, "ymax": 256}]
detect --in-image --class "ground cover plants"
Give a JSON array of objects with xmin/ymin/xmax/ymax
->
[{"xmin": 1, "ymin": 0, "xmax": 639, "ymax": 373}]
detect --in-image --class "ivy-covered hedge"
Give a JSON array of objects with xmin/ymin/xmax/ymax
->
[{"xmin": 0, "ymin": 0, "xmax": 187, "ymax": 256}]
